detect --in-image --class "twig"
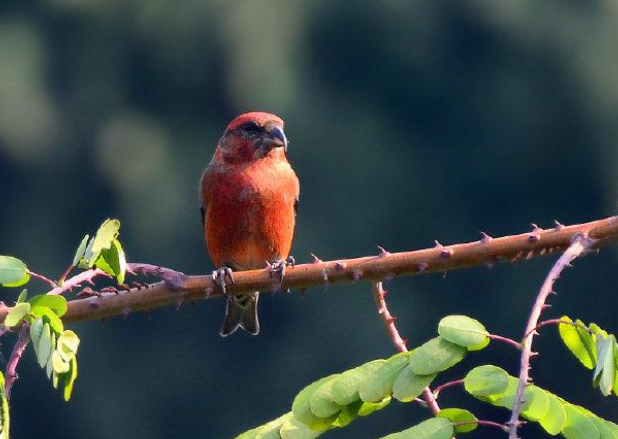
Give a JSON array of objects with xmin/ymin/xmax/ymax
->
[
  {"xmin": 27, "ymin": 271, "xmax": 57, "ymax": 288},
  {"xmin": 0, "ymin": 216, "xmax": 615, "ymax": 324},
  {"xmin": 58, "ymin": 264, "xmax": 75, "ymax": 285},
  {"xmin": 487, "ymin": 334, "xmax": 521, "ymax": 349},
  {"xmin": 433, "ymin": 379, "xmax": 464, "ymax": 397},
  {"xmin": 453, "ymin": 420, "xmax": 508, "ymax": 431},
  {"xmin": 507, "ymin": 235, "xmax": 592, "ymax": 439},
  {"xmin": 525, "ymin": 318, "xmax": 592, "ymax": 338},
  {"xmin": 48, "ymin": 269, "xmax": 110, "ymax": 296},
  {"xmin": 5, "ymin": 325, "xmax": 30, "ymax": 401},
  {"xmin": 372, "ymin": 282, "xmax": 441, "ymax": 416}
]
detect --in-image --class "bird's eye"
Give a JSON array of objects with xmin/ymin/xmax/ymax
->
[{"xmin": 241, "ymin": 123, "xmax": 263, "ymax": 136}]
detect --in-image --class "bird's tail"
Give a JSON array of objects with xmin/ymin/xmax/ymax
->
[{"xmin": 220, "ymin": 293, "xmax": 260, "ymax": 336}]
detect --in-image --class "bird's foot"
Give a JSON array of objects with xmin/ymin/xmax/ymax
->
[
  {"xmin": 268, "ymin": 256, "xmax": 295, "ymax": 284},
  {"xmin": 212, "ymin": 267, "xmax": 235, "ymax": 295}
]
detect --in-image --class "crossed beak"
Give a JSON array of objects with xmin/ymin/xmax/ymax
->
[{"xmin": 264, "ymin": 126, "xmax": 288, "ymax": 151}]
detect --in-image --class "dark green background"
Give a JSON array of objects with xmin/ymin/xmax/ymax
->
[{"xmin": 1, "ymin": 1, "xmax": 618, "ymax": 438}]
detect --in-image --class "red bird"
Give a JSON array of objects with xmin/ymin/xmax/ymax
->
[{"xmin": 200, "ymin": 112, "xmax": 300, "ymax": 336}]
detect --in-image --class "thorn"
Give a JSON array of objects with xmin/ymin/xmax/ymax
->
[
  {"xmin": 549, "ymin": 290, "xmax": 558, "ymax": 295},
  {"xmin": 479, "ymin": 231, "xmax": 493, "ymax": 243},
  {"xmin": 334, "ymin": 261, "xmax": 346, "ymax": 271},
  {"xmin": 418, "ymin": 262, "xmax": 429, "ymax": 273},
  {"xmin": 528, "ymin": 223, "xmax": 542, "ymax": 243},
  {"xmin": 511, "ymin": 250, "xmax": 524, "ymax": 263},
  {"xmin": 352, "ymin": 269, "xmax": 363, "ymax": 282},
  {"xmin": 525, "ymin": 250, "xmax": 535, "ymax": 260},
  {"xmin": 204, "ymin": 287, "xmax": 214, "ymax": 299},
  {"xmin": 542, "ymin": 304, "xmax": 552, "ymax": 310},
  {"xmin": 386, "ymin": 317, "xmax": 396, "ymax": 324},
  {"xmin": 122, "ymin": 307, "xmax": 131, "ymax": 319},
  {"xmin": 310, "ymin": 253, "xmax": 322, "ymax": 263},
  {"xmin": 530, "ymin": 351, "xmax": 539, "ymax": 357},
  {"xmin": 377, "ymin": 246, "xmax": 390, "ymax": 258},
  {"xmin": 553, "ymin": 220, "xmax": 565, "ymax": 230},
  {"xmin": 440, "ymin": 248, "xmax": 454, "ymax": 259},
  {"xmin": 434, "ymin": 240, "xmax": 443, "ymax": 248}
]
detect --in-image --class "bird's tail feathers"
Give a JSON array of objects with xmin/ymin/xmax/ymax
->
[{"xmin": 220, "ymin": 293, "xmax": 260, "ymax": 337}]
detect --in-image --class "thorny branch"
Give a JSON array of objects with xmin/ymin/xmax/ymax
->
[
  {"xmin": 4, "ymin": 325, "xmax": 30, "ymax": 401},
  {"xmin": 0, "ymin": 215, "xmax": 615, "ymax": 325},
  {"xmin": 372, "ymin": 281, "xmax": 441, "ymax": 416},
  {"xmin": 507, "ymin": 235, "xmax": 592, "ymax": 439}
]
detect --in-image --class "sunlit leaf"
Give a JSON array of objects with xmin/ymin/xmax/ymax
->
[
  {"xmin": 30, "ymin": 305, "xmax": 63, "ymax": 334},
  {"xmin": 330, "ymin": 360, "xmax": 385, "ymax": 406},
  {"xmin": 0, "ymin": 370, "xmax": 8, "ymax": 437},
  {"xmin": 392, "ymin": 365, "xmax": 435, "ymax": 402},
  {"xmin": 539, "ymin": 393, "xmax": 567, "ymax": 435},
  {"xmin": 409, "ymin": 337, "xmax": 466, "ymax": 375},
  {"xmin": 16, "ymin": 289, "xmax": 27, "ymax": 303},
  {"xmin": 28, "ymin": 294, "xmax": 67, "ymax": 317},
  {"xmin": 0, "ymin": 256, "xmax": 30, "ymax": 287},
  {"xmin": 3, "ymin": 303, "xmax": 30, "ymax": 328},
  {"xmin": 310, "ymin": 377, "xmax": 343, "ymax": 418},
  {"xmin": 37, "ymin": 323, "xmax": 53, "ymax": 368},
  {"xmin": 438, "ymin": 315, "xmax": 488, "ymax": 348},
  {"xmin": 62, "ymin": 356, "xmax": 78, "ymax": 402},
  {"xmin": 51, "ymin": 351, "xmax": 70, "ymax": 374},
  {"xmin": 378, "ymin": 417, "xmax": 453, "ymax": 439},
  {"xmin": 46, "ymin": 332, "xmax": 56, "ymax": 378},
  {"xmin": 559, "ymin": 317, "xmax": 595, "ymax": 369},
  {"xmin": 562, "ymin": 404, "xmax": 600, "ymax": 439},
  {"xmin": 72, "ymin": 234, "xmax": 90, "ymax": 267},
  {"xmin": 595, "ymin": 335, "xmax": 616, "ymax": 396},
  {"xmin": 280, "ymin": 415, "xmax": 322, "ymax": 439},
  {"xmin": 292, "ymin": 375, "xmax": 339, "ymax": 432},
  {"xmin": 437, "ymin": 408, "xmax": 477, "ymax": 433},
  {"xmin": 521, "ymin": 386, "xmax": 550, "ymax": 422},
  {"xmin": 57, "ymin": 330, "xmax": 80, "ymax": 363},
  {"xmin": 464, "ymin": 365, "xmax": 509, "ymax": 397},
  {"xmin": 89, "ymin": 219, "xmax": 120, "ymax": 262},
  {"xmin": 359, "ymin": 353, "xmax": 409, "ymax": 403},
  {"xmin": 30, "ymin": 317, "xmax": 44, "ymax": 358}
]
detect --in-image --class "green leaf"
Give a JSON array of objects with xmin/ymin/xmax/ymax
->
[
  {"xmin": 438, "ymin": 315, "xmax": 489, "ymax": 348},
  {"xmin": 437, "ymin": 408, "xmax": 477, "ymax": 433},
  {"xmin": 28, "ymin": 294, "xmax": 67, "ymax": 317},
  {"xmin": 0, "ymin": 256, "xmax": 30, "ymax": 287},
  {"xmin": 330, "ymin": 360, "xmax": 385, "ymax": 406},
  {"xmin": 588, "ymin": 416, "xmax": 618, "ymax": 439},
  {"xmin": 255, "ymin": 413, "xmax": 292, "ymax": 439},
  {"xmin": 521, "ymin": 386, "xmax": 550, "ymax": 422},
  {"xmin": 392, "ymin": 365, "xmax": 435, "ymax": 402},
  {"xmin": 562, "ymin": 404, "xmax": 600, "ymax": 439},
  {"xmin": 378, "ymin": 417, "xmax": 454, "ymax": 439},
  {"xmin": 30, "ymin": 318, "xmax": 44, "ymax": 358},
  {"xmin": 57, "ymin": 330, "xmax": 80, "ymax": 363},
  {"xmin": 595, "ymin": 335, "xmax": 616, "ymax": 396},
  {"xmin": 72, "ymin": 234, "xmax": 90, "ymax": 267},
  {"xmin": 81, "ymin": 237, "xmax": 95, "ymax": 269},
  {"xmin": 467, "ymin": 335, "xmax": 490, "ymax": 352},
  {"xmin": 62, "ymin": 356, "xmax": 78, "ymax": 401},
  {"xmin": 409, "ymin": 337, "xmax": 466, "ymax": 375},
  {"xmin": 51, "ymin": 350, "xmax": 70, "ymax": 374},
  {"xmin": 16, "ymin": 289, "xmax": 27, "ymax": 303},
  {"xmin": 539, "ymin": 393, "xmax": 567, "ymax": 435},
  {"xmin": 559, "ymin": 317, "xmax": 595, "ymax": 369},
  {"xmin": 464, "ymin": 365, "xmax": 509, "ymax": 397},
  {"xmin": 359, "ymin": 353, "xmax": 410, "ymax": 403},
  {"xmin": 30, "ymin": 305, "xmax": 64, "ymax": 334},
  {"xmin": 85, "ymin": 219, "xmax": 120, "ymax": 266},
  {"xmin": 310, "ymin": 378, "xmax": 343, "ymax": 418},
  {"xmin": 292, "ymin": 376, "xmax": 339, "ymax": 432},
  {"xmin": 46, "ymin": 332, "xmax": 56, "ymax": 378},
  {"xmin": 3, "ymin": 302, "xmax": 30, "ymax": 328},
  {"xmin": 97, "ymin": 239, "xmax": 127, "ymax": 283},
  {"xmin": 357, "ymin": 397, "xmax": 390, "ymax": 416},
  {"xmin": 37, "ymin": 323, "xmax": 53, "ymax": 368},
  {"xmin": 280, "ymin": 415, "xmax": 322, "ymax": 439},
  {"xmin": 487, "ymin": 376, "xmax": 532, "ymax": 412}
]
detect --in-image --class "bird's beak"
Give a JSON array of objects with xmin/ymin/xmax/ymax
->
[{"xmin": 264, "ymin": 126, "xmax": 288, "ymax": 151}]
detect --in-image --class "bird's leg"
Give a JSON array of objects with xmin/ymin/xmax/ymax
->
[
  {"xmin": 212, "ymin": 266, "xmax": 235, "ymax": 296},
  {"xmin": 269, "ymin": 256, "xmax": 295, "ymax": 284}
]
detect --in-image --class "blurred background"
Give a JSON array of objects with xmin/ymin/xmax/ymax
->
[{"xmin": 1, "ymin": 0, "xmax": 618, "ymax": 438}]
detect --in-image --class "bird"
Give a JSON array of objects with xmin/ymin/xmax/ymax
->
[{"xmin": 200, "ymin": 112, "xmax": 300, "ymax": 336}]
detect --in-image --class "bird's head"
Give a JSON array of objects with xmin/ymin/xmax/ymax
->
[{"xmin": 214, "ymin": 112, "xmax": 288, "ymax": 164}]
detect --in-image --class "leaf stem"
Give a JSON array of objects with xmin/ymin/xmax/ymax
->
[{"xmin": 27, "ymin": 271, "xmax": 57, "ymax": 288}]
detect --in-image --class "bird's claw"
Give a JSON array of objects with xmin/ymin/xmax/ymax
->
[
  {"xmin": 212, "ymin": 267, "xmax": 235, "ymax": 295},
  {"xmin": 269, "ymin": 256, "xmax": 295, "ymax": 283}
]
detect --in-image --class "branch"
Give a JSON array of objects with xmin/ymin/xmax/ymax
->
[
  {"xmin": 0, "ymin": 215, "xmax": 615, "ymax": 324},
  {"xmin": 372, "ymin": 281, "xmax": 441, "ymax": 416},
  {"xmin": 5, "ymin": 325, "xmax": 30, "ymax": 401},
  {"xmin": 507, "ymin": 235, "xmax": 592, "ymax": 439}
]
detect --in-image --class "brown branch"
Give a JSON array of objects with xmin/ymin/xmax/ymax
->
[
  {"xmin": 5, "ymin": 325, "xmax": 30, "ymax": 401},
  {"xmin": 372, "ymin": 281, "xmax": 441, "ymax": 416},
  {"xmin": 0, "ymin": 215, "xmax": 615, "ymax": 324},
  {"xmin": 507, "ymin": 235, "xmax": 592, "ymax": 439}
]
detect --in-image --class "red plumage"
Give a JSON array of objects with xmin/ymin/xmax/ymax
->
[{"xmin": 200, "ymin": 112, "xmax": 299, "ymax": 336}]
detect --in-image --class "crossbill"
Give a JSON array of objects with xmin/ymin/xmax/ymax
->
[{"xmin": 200, "ymin": 112, "xmax": 300, "ymax": 336}]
